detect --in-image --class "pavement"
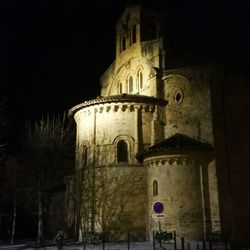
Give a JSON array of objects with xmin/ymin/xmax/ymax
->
[
  {"xmin": 0, "ymin": 240, "xmax": 179, "ymax": 250},
  {"xmin": 0, "ymin": 241, "xmax": 157, "ymax": 250},
  {"xmin": 0, "ymin": 239, "xmax": 231, "ymax": 250}
]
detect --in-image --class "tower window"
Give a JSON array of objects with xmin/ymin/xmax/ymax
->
[
  {"xmin": 153, "ymin": 180, "xmax": 158, "ymax": 196},
  {"xmin": 121, "ymin": 33, "xmax": 127, "ymax": 51},
  {"xmin": 131, "ymin": 25, "xmax": 136, "ymax": 44},
  {"xmin": 128, "ymin": 76, "xmax": 133, "ymax": 93},
  {"xmin": 117, "ymin": 140, "xmax": 128, "ymax": 163}
]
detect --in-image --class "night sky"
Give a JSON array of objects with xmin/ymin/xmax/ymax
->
[{"xmin": 1, "ymin": 0, "xmax": 250, "ymax": 124}]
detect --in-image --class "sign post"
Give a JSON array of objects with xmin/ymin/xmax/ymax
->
[{"xmin": 152, "ymin": 201, "xmax": 164, "ymax": 231}]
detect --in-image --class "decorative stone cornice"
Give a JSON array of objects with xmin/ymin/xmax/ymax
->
[
  {"xmin": 145, "ymin": 155, "xmax": 195, "ymax": 168},
  {"xmin": 68, "ymin": 94, "xmax": 167, "ymax": 119},
  {"xmin": 74, "ymin": 103, "xmax": 157, "ymax": 122}
]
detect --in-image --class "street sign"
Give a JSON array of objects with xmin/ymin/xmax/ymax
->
[
  {"xmin": 153, "ymin": 201, "xmax": 164, "ymax": 214},
  {"xmin": 152, "ymin": 213, "xmax": 165, "ymax": 222}
]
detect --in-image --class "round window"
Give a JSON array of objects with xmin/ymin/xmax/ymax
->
[{"xmin": 173, "ymin": 89, "xmax": 184, "ymax": 105}]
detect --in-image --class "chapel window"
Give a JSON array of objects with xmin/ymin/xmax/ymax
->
[
  {"xmin": 117, "ymin": 140, "xmax": 128, "ymax": 163},
  {"xmin": 128, "ymin": 76, "xmax": 133, "ymax": 93},
  {"xmin": 153, "ymin": 180, "xmax": 158, "ymax": 196},
  {"xmin": 137, "ymin": 70, "xmax": 143, "ymax": 89}
]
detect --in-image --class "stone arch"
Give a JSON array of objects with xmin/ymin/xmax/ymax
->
[
  {"xmin": 113, "ymin": 135, "xmax": 135, "ymax": 164},
  {"xmin": 117, "ymin": 80, "xmax": 123, "ymax": 94},
  {"xmin": 120, "ymin": 32, "xmax": 128, "ymax": 52},
  {"xmin": 117, "ymin": 140, "xmax": 128, "ymax": 163},
  {"xmin": 136, "ymin": 66, "xmax": 144, "ymax": 91},
  {"xmin": 163, "ymin": 74, "xmax": 191, "ymax": 105},
  {"xmin": 126, "ymin": 74, "xmax": 134, "ymax": 93}
]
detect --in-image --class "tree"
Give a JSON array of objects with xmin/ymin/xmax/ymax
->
[
  {"xmin": 69, "ymin": 144, "xmax": 146, "ymax": 242},
  {"xmin": 0, "ymin": 97, "xmax": 17, "ymax": 242},
  {"xmin": 18, "ymin": 113, "xmax": 75, "ymax": 246},
  {"xmin": 0, "ymin": 98, "xmax": 15, "ymax": 161}
]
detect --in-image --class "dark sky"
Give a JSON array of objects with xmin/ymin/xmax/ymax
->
[{"xmin": 1, "ymin": 0, "xmax": 250, "ymax": 123}]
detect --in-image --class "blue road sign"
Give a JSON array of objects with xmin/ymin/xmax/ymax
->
[{"xmin": 153, "ymin": 202, "xmax": 164, "ymax": 214}]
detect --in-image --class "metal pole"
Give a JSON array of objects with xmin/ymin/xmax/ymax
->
[
  {"xmin": 174, "ymin": 231, "xmax": 177, "ymax": 250},
  {"xmin": 225, "ymin": 239, "xmax": 228, "ymax": 250},
  {"xmin": 203, "ymin": 238, "xmax": 206, "ymax": 250},
  {"xmin": 209, "ymin": 240, "xmax": 212, "ymax": 250},
  {"xmin": 181, "ymin": 237, "xmax": 185, "ymax": 250},
  {"xmin": 127, "ymin": 231, "xmax": 130, "ymax": 250},
  {"xmin": 197, "ymin": 243, "xmax": 200, "ymax": 250},
  {"xmin": 153, "ymin": 231, "xmax": 156, "ymax": 250},
  {"xmin": 82, "ymin": 232, "xmax": 86, "ymax": 250},
  {"xmin": 102, "ymin": 232, "xmax": 105, "ymax": 250}
]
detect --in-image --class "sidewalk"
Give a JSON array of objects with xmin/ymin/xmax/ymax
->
[
  {"xmin": 0, "ymin": 241, "xmax": 155, "ymax": 250},
  {"xmin": 0, "ymin": 240, "xmax": 229, "ymax": 250},
  {"xmin": 0, "ymin": 240, "xmax": 169, "ymax": 250}
]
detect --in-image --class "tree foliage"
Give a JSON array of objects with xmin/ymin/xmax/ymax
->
[
  {"xmin": 0, "ymin": 98, "xmax": 15, "ymax": 161},
  {"xmin": 0, "ymin": 97, "xmax": 17, "ymax": 241},
  {"xmin": 18, "ymin": 113, "xmax": 75, "ymax": 245},
  {"xmin": 70, "ymin": 145, "xmax": 146, "ymax": 241}
]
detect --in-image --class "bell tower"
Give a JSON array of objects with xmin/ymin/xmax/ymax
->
[
  {"xmin": 100, "ymin": 3, "xmax": 166, "ymax": 98},
  {"xmin": 115, "ymin": 4, "xmax": 165, "ymax": 67}
]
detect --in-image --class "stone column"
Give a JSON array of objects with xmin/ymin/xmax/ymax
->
[
  {"xmin": 200, "ymin": 164, "xmax": 212, "ymax": 238},
  {"xmin": 151, "ymin": 106, "xmax": 157, "ymax": 145},
  {"xmin": 134, "ymin": 104, "xmax": 140, "ymax": 154}
]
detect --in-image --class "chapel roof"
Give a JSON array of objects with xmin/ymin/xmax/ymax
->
[
  {"xmin": 137, "ymin": 133, "xmax": 213, "ymax": 162},
  {"xmin": 68, "ymin": 94, "xmax": 167, "ymax": 118}
]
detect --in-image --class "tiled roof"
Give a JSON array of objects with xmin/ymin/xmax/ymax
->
[
  {"xmin": 137, "ymin": 133, "xmax": 213, "ymax": 161},
  {"xmin": 68, "ymin": 94, "xmax": 167, "ymax": 118}
]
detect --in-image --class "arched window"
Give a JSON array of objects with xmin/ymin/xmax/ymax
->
[
  {"xmin": 117, "ymin": 140, "xmax": 128, "ymax": 163},
  {"xmin": 137, "ymin": 70, "xmax": 143, "ymax": 89},
  {"xmin": 153, "ymin": 180, "xmax": 158, "ymax": 196},
  {"xmin": 128, "ymin": 76, "xmax": 133, "ymax": 93},
  {"xmin": 131, "ymin": 25, "xmax": 136, "ymax": 44},
  {"xmin": 121, "ymin": 33, "xmax": 127, "ymax": 51},
  {"xmin": 119, "ymin": 82, "xmax": 123, "ymax": 94},
  {"xmin": 139, "ymin": 72, "xmax": 143, "ymax": 89}
]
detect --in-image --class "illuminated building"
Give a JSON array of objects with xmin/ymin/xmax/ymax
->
[{"xmin": 67, "ymin": 3, "xmax": 250, "ymax": 243}]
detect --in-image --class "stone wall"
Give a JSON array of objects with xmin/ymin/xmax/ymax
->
[
  {"xmin": 72, "ymin": 99, "xmax": 166, "ymax": 240},
  {"xmin": 146, "ymin": 155, "xmax": 204, "ymax": 241},
  {"xmin": 163, "ymin": 67, "xmax": 213, "ymax": 145},
  {"xmin": 68, "ymin": 4, "xmax": 250, "ymax": 244}
]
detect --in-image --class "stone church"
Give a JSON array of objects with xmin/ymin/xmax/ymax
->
[{"xmin": 67, "ymin": 3, "xmax": 250, "ymax": 244}]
